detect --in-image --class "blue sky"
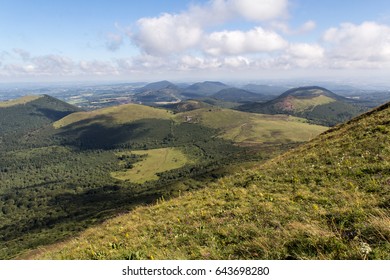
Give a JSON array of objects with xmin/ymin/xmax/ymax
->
[{"xmin": 1, "ymin": 0, "xmax": 390, "ymax": 83}]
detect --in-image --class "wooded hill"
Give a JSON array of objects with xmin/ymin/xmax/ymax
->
[{"xmin": 238, "ymin": 86, "xmax": 367, "ymax": 126}]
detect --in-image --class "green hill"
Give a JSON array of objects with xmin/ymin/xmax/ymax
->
[
  {"xmin": 175, "ymin": 108, "xmax": 327, "ymax": 145},
  {"xmin": 182, "ymin": 81, "xmax": 230, "ymax": 98},
  {"xmin": 238, "ymin": 86, "xmax": 367, "ymax": 126},
  {"xmin": 53, "ymin": 103, "xmax": 173, "ymax": 129},
  {"xmin": 212, "ymin": 88, "xmax": 267, "ymax": 103},
  {"xmin": 133, "ymin": 81, "xmax": 182, "ymax": 104},
  {"xmin": 159, "ymin": 99, "xmax": 212, "ymax": 112},
  {"xmin": 135, "ymin": 80, "xmax": 176, "ymax": 93},
  {"xmin": 34, "ymin": 101, "xmax": 390, "ymax": 260},
  {"xmin": 52, "ymin": 103, "xmax": 327, "ymax": 149},
  {"xmin": 0, "ymin": 95, "xmax": 80, "ymax": 150}
]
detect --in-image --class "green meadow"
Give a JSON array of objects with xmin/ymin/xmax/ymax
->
[{"xmin": 111, "ymin": 148, "xmax": 189, "ymax": 183}]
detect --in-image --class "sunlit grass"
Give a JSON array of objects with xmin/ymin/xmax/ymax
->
[
  {"xmin": 53, "ymin": 103, "xmax": 173, "ymax": 128},
  {"xmin": 111, "ymin": 148, "xmax": 189, "ymax": 183},
  {"xmin": 0, "ymin": 95, "xmax": 41, "ymax": 107},
  {"xmin": 176, "ymin": 108, "xmax": 328, "ymax": 144}
]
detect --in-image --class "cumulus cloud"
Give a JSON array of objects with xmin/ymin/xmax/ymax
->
[
  {"xmin": 179, "ymin": 55, "xmax": 222, "ymax": 70},
  {"xmin": 132, "ymin": 0, "xmax": 289, "ymax": 56},
  {"xmin": 229, "ymin": 0, "xmax": 288, "ymax": 22},
  {"xmin": 288, "ymin": 43, "xmax": 324, "ymax": 60},
  {"xmin": 3, "ymin": 54, "xmax": 75, "ymax": 76},
  {"xmin": 32, "ymin": 55, "xmax": 75, "ymax": 74},
  {"xmin": 223, "ymin": 56, "xmax": 251, "ymax": 68},
  {"xmin": 271, "ymin": 20, "xmax": 316, "ymax": 35},
  {"xmin": 281, "ymin": 43, "xmax": 325, "ymax": 68},
  {"xmin": 204, "ymin": 27, "xmax": 288, "ymax": 56},
  {"xmin": 134, "ymin": 13, "xmax": 203, "ymax": 56},
  {"xmin": 323, "ymin": 21, "xmax": 390, "ymax": 67},
  {"xmin": 300, "ymin": 20, "xmax": 317, "ymax": 33}
]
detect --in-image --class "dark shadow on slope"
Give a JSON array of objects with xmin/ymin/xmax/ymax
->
[
  {"xmin": 36, "ymin": 108, "xmax": 79, "ymax": 122},
  {"xmin": 56, "ymin": 115, "xmax": 172, "ymax": 150}
]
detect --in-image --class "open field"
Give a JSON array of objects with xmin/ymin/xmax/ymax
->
[
  {"xmin": 176, "ymin": 108, "xmax": 328, "ymax": 144},
  {"xmin": 222, "ymin": 117, "xmax": 327, "ymax": 144},
  {"xmin": 111, "ymin": 148, "xmax": 189, "ymax": 183}
]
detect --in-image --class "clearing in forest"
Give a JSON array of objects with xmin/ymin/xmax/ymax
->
[{"xmin": 111, "ymin": 147, "xmax": 189, "ymax": 183}]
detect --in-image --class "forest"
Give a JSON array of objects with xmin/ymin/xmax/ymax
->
[{"xmin": 0, "ymin": 97, "xmax": 274, "ymax": 258}]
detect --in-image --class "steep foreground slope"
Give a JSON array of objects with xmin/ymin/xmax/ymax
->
[{"xmin": 35, "ymin": 102, "xmax": 390, "ymax": 260}]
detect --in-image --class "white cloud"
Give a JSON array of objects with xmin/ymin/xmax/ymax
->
[
  {"xmin": 323, "ymin": 21, "xmax": 390, "ymax": 67},
  {"xmin": 271, "ymin": 20, "xmax": 316, "ymax": 35},
  {"xmin": 288, "ymin": 43, "xmax": 324, "ymax": 59},
  {"xmin": 132, "ymin": 0, "xmax": 289, "ymax": 56},
  {"xmin": 179, "ymin": 55, "xmax": 223, "ymax": 70},
  {"xmin": 204, "ymin": 27, "xmax": 288, "ymax": 56},
  {"xmin": 228, "ymin": 0, "xmax": 288, "ymax": 22},
  {"xmin": 187, "ymin": 0, "xmax": 232, "ymax": 26},
  {"xmin": 32, "ymin": 55, "xmax": 75, "ymax": 74},
  {"xmin": 300, "ymin": 20, "xmax": 316, "ymax": 33},
  {"xmin": 223, "ymin": 56, "xmax": 251, "ymax": 68},
  {"xmin": 282, "ymin": 43, "xmax": 325, "ymax": 68},
  {"xmin": 134, "ymin": 13, "xmax": 203, "ymax": 56},
  {"xmin": 3, "ymin": 54, "xmax": 75, "ymax": 76}
]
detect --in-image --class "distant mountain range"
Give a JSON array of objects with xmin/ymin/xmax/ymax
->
[
  {"xmin": 181, "ymin": 81, "xmax": 230, "ymax": 97},
  {"xmin": 212, "ymin": 88, "xmax": 267, "ymax": 103},
  {"xmin": 132, "ymin": 80, "xmax": 280, "ymax": 104}
]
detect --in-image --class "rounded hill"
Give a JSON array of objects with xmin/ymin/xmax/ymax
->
[{"xmin": 238, "ymin": 86, "xmax": 367, "ymax": 126}]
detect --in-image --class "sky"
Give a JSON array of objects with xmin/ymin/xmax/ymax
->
[{"xmin": 1, "ymin": 0, "xmax": 390, "ymax": 83}]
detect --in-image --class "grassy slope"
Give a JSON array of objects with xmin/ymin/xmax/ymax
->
[
  {"xmin": 111, "ymin": 148, "xmax": 189, "ymax": 184},
  {"xmin": 0, "ymin": 95, "xmax": 41, "ymax": 107},
  {"xmin": 53, "ymin": 104, "xmax": 327, "ymax": 146},
  {"xmin": 36, "ymin": 102, "xmax": 390, "ymax": 260},
  {"xmin": 175, "ymin": 108, "xmax": 327, "ymax": 145},
  {"xmin": 53, "ymin": 103, "xmax": 173, "ymax": 128},
  {"xmin": 286, "ymin": 95, "xmax": 335, "ymax": 112}
]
